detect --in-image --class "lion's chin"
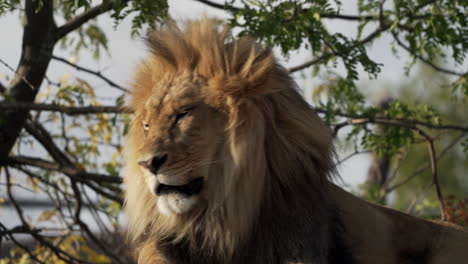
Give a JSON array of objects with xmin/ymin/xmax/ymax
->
[{"xmin": 157, "ymin": 195, "xmax": 199, "ymax": 216}]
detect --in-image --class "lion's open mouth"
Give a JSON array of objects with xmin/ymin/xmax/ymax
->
[{"xmin": 156, "ymin": 177, "xmax": 204, "ymax": 196}]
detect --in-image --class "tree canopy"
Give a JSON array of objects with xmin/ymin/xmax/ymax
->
[{"xmin": 0, "ymin": 0, "xmax": 467, "ymax": 263}]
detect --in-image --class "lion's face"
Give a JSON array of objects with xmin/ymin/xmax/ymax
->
[{"xmin": 134, "ymin": 73, "xmax": 226, "ymax": 216}]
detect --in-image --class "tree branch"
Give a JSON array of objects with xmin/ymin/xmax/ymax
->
[
  {"xmin": 386, "ymin": 133, "xmax": 465, "ymax": 192},
  {"xmin": 0, "ymin": 0, "xmax": 56, "ymax": 159},
  {"xmin": 313, "ymin": 108, "xmax": 468, "ymax": 133},
  {"xmin": 52, "ymin": 55, "xmax": 129, "ymax": 93},
  {"xmin": 193, "ymin": 0, "xmax": 239, "ymax": 11},
  {"xmin": 2, "ymin": 155, "xmax": 122, "ymax": 185},
  {"xmin": 0, "ymin": 101, "xmax": 129, "ymax": 115},
  {"xmin": 193, "ymin": 0, "xmax": 381, "ymax": 21},
  {"xmin": 391, "ymin": 31, "xmax": 467, "ymax": 77},
  {"xmin": 56, "ymin": 1, "xmax": 118, "ymax": 40},
  {"xmin": 326, "ymin": 114, "xmax": 449, "ymax": 220},
  {"xmin": 416, "ymin": 130, "xmax": 446, "ymax": 221},
  {"xmin": 289, "ymin": 22, "xmax": 391, "ymax": 73}
]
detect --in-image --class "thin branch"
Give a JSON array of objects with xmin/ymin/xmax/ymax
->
[
  {"xmin": 193, "ymin": 0, "xmax": 382, "ymax": 21},
  {"xmin": 288, "ymin": 23, "xmax": 390, "ymax": 73},
  {"xmin": 315, "ymin": 108, "xmax": 468, "ymax": 133},
  {"xmin": 193, "ymin": 0, "xmax": 238, "ymax": 11},
  {"xmin": 1, "ymin": 155, "xmax": 122, "ymax": 184},
  {"xmin": 0, "ymin": 101, "xmax": 129, "ymax": 115},
  {"xmin": 24, "ymin": 120, "xmax": 74, "ymax": 166},
  {"xmin": 56, "ymin": 1, "xmax": 125, "ymax": 40},
  {"xmin": 329, "ymin": 116, "xmax": 449, "ymax": 220},
  {"xmin": 288, "ymin": 56, "xmax": 328, "ymax": 73},
  {"xmin": 0, "ymin": 223, "xmax": 45, "ymax": 264},
  {"xmin": 336, "ymin": 150, "xmax": 371, "ymax": 165},
  {"xmin": 52, "ymin": 55, "xmax": 129, "ymax": 93},
  {"xmin": 5, "ymin": 168, "xmax": 29, "ymax": 225},
  {"xmin": 0, "ymin": 57, "xmax": 35, "ymax": 90},
  {"xmin": 391, "ymin": 31, "xmax": 467, "ymax": 77},
  {"xmin": 287, "ymin": 0, "xmax": 438, "ymax": 73},
  {"xmin": 385, "ymin": 133, "xmax": 465, "ymax": 192},
  {"xmin": 417, "ymin": 130, "xmax": 446, "ymax": 221}
]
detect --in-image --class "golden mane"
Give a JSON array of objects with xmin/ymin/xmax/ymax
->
[
  {"xmin": 124, "ymin": 18, "xmax": 336, "ymax": 261},
  {"xmin": 124, "ymin": 18, "xmax": 468, "ymax": 264}
]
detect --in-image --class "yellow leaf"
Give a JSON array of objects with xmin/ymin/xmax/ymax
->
[
  {"xmin": 18, "ymin": 254, "xmax": 29, "ymax": 264},
  {"xmin": 69, "ymin": 56, "xmax": 77, "ymax": 64},
  {"xmin": 37, "ymin": 210, "xmax": 56, "ymax": 222},
  {"xmin": 26, "ymin": 176, "xmax": 39, "ymax": 192}
]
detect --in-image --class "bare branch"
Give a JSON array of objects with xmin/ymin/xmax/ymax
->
[
  {"xmin": 0, "ymin": 101, "xmax": 129, "ymax": 115},
  {"xmin": 52, "ymin": 55, "xmax": 129, "ymax": 93},
  {"xmin": 416, "ymin": 130, "xmax": 446, "ymax": 221},
  {"xmin": 314, "ymin": 108, "xmax": 468, "ymax": 133},
  {"xmin": 24, "ymin": 120, "xmax": 74, "ymax": 166},
  {"xmin": 0, "ymin": 57, "xmax": 35, "ymax": 91},
  {"xmin": 386, "ymin": 133, "xmax": 465, "ymax": 192},
  {"xmin": 2, "ymin": 155, "xmax": 122, "ymax": 185}
]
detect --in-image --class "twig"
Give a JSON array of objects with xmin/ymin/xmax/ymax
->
[
  {"xmin": 52, "ymin": 55, "xmax": 129, "ymax": 93},
  {"xmin": 336, "ymin": 150, "xmax": 371, "ymax": 165},
  {"xmin": 5, "ymin": 168, "xmax": 29, "ymax": 226},
  {"xmin": 420, "ymin": 132, "xmax": 446, "ymax": 221},
  {"xmin": 0, "ymin": 223, "xmax": 45, "ymax": 264},
  {"xmin": 193, "ymin": 0, "xmax": 238, "ymax": 11},
  {"xmin": 287, "ymin": 0, "xmax": 439, "ymax": 73},
  {"xmin": 391, "ymin": 31, "xmax": 467, "ymax": 77},
  {"xmin": 315, "ymin": 108, "xmax": 468, "ymax": 133},
  {"xmin": 385, "ymin": 133, "xmax": 465, "ymax": 192},
  {"xmin": 56, "ymin": 1, "xmax": 128, "ymax": 39},
  {"xmin": 1, "ymin": 155, "xmax": 122, "ymax": 184},
  {"xmin": 288, "ymin": 56, "xmax": 329, "ymax": 73},
  {"xmin": 0, "ymin": 58, "xmax": 36, "ymax": 91},
  {"xmin": 288, "ymin": 23, "xmax": 390, "ymax": 73},
  {"xmin": 332, "ymin": 116, "xmax": 448, "ymax": 220},
  {"xmin": 0, "ymin": 101, "xmax": 129, "ymax": 115}
]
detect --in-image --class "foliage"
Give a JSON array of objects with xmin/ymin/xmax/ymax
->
[
  {"xmin": 1, "ymin": 235, "xmax": 111, "ymax": 264},
  {"xmin": 0, "ymin": 0, "xmax": 467, "ymax": 263}
]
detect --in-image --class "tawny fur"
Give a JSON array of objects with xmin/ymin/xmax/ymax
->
[{"xmin": 124, "ymin": 19, "xmax": 468, "ymax": 264}]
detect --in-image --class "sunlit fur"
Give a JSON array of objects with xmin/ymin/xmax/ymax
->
[
  {"xmin": 124, "ymin": 18, "xmax": 334, "ymax": 259},
  {"xmin": 124, "ymin": 19, "xmax": 468, "ymax": 264}
]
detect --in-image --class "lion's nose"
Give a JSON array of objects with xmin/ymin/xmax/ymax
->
[{"xmin": 138, "ymin": 154, "xmax": 168, "ymax": 174}]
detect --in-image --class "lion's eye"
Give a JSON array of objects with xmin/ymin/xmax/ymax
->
[
  {"xmin": 143, "ymin": 123, "xmax": 150, "ymax": 131},
  {"xmin": 174, "ymin": 108, "xmax": 193, "ymax": 124}
]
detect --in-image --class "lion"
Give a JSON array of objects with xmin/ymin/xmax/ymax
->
[{"xmin": 123, "ymin": 19, "xmax": 468, "ymax": 264}]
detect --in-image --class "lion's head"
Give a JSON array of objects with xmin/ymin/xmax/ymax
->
[{"xmin": 124, "ymin": 19, "xmax": 335, "ymax": 257}]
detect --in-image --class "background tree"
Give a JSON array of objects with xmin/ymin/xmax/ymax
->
[{"xmin": 0, "ymin": 0, "xmax": 467, "ymax": 263}]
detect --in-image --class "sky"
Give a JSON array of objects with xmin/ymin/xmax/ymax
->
[{"xmin": 0, "ymin": 0, "xmax": 442, "ymax": 227}]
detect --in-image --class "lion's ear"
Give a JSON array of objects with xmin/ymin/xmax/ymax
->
[{"xmin": 209, "ymin": 40, "xmax": 275, "ymax": 99}]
